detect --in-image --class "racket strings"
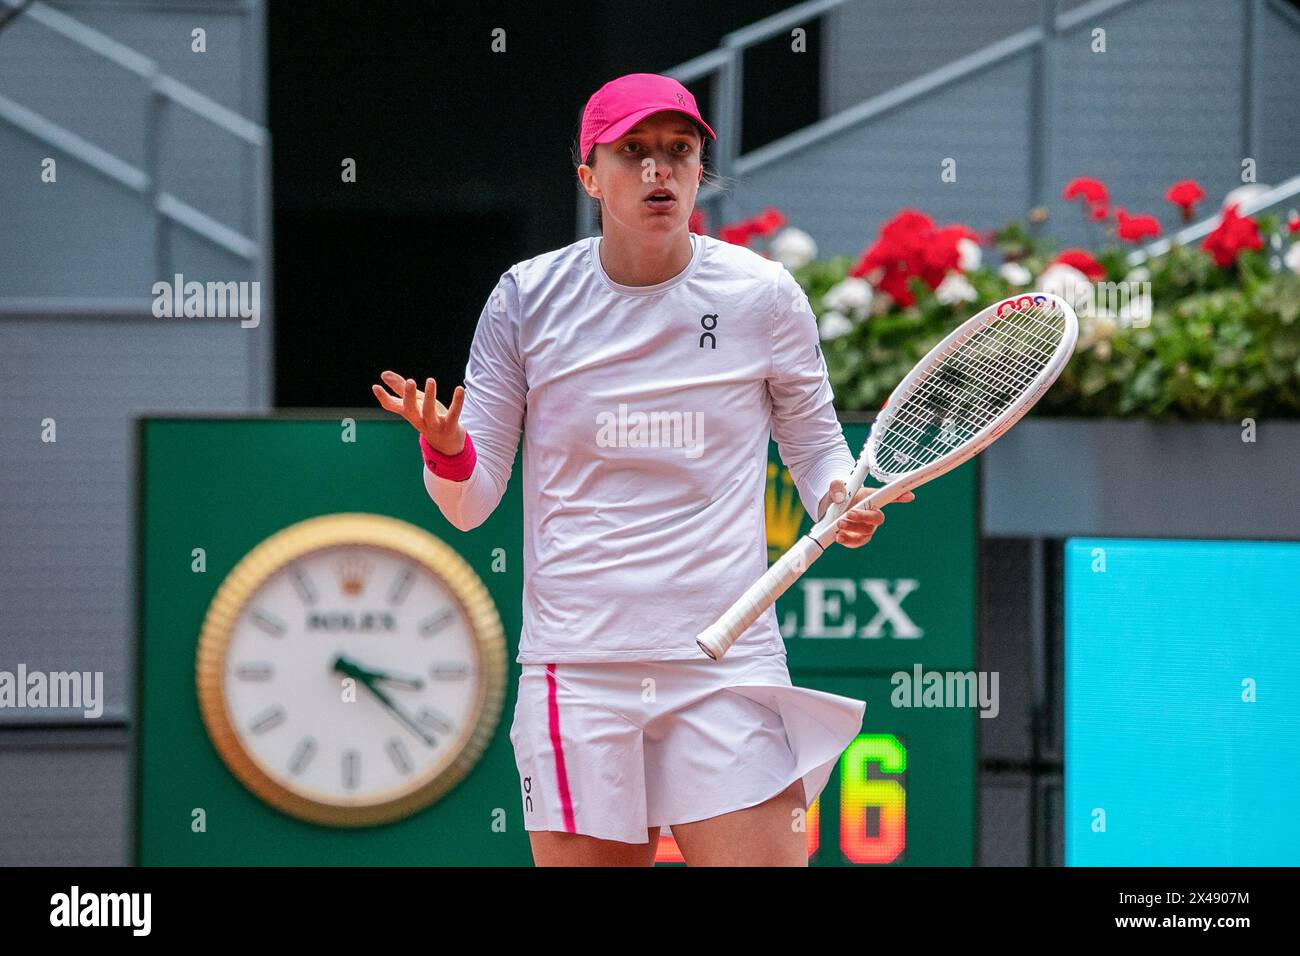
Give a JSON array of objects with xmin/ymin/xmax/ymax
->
[
  {"xmin": 931, "ymin": 324, "xmax": 1055, "ymax": 408},
  {"xmin": 872, "ymin": 303, "xmax": 1068, "ymax": 476},
  {"xmin": 878, "ymin": 304, "xmax": 1065, "ymax": 461},
  {"xmin": 960, "ymin": 314, "xmax": 1064, "ymax": 385},
  {"xmin": 941, "ymin": 304, "xmax": 1065, "ymax": 386},
  {"xmin": 886, "ymin": 306, "xmax": 1062, "ymax": 441}
]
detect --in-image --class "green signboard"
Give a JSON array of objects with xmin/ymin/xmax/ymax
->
[{"xmin": 136, "ymin": 416, "xmax": 975, "ymax": 866}]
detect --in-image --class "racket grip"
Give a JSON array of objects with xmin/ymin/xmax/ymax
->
[{"xmin": 695, "ymin": 535, "xmax": 826, "ymax": 660}]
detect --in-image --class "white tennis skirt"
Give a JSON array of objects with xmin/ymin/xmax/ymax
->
[{"xmin": 507, "ymin": 649, "xmax": 866, "ymax": 845}]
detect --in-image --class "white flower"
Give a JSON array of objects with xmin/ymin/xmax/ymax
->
[
  {"xmin": 817, "ymin": 310, "xmax": 854, "ymax": 341},
  {"xmin": 772, "ymin": 228, "xmax": 818, "ymax": 271},
  {"xmin": 1092, "ymin": 315, "xmax": 1118, "ymax": 341},
  {"xmin": 1094, "ymin": 340, "xmax": 1112, "ymax": 361},
  {"xmin": 1284, "ymin": 243, "xmax": 1300, "ymax": 275},
  {"xmin": 1222, "ymin": 184, "xmax": 1272, "ymax": 211},
  {"xmin": 999, "ymin": 261, "xmax": 1032, "ymax": 286},
  {"xmin": 1125, "ymin": 266, "xmax": 1150, "ymax": 283},
  {"xmin": 821, "ymin": 277, "xmax": 873, "ymax": 319},
  {"xmin": 1038, "ymin": 263, "xmax": 1093, "ymax": 311},
  {"xmin": 957, "ymin": 237, "xmax": 981, "ymax": 272},
  {"xmin": 934, "ymin": 272, "xmax": 977, "ymax": 305}
]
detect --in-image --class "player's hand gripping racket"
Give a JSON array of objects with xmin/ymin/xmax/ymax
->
[{"xmin": 696, "ymin": 292, "xmax": 1079, "ymax": 660}]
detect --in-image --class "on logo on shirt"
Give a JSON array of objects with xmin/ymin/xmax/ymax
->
[{"xmin": 699, "ymin": 312, "xmax": 719, "ymax": 350}]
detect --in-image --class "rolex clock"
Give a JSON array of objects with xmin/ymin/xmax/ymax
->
[{"xmin": 196, "ymin": 513, "xmax": 506, "ymax": 827}]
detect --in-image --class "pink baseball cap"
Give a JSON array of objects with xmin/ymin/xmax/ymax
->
[{"xmin": 579, "ymin": 73, "xmax": 716, "ymax": 164}]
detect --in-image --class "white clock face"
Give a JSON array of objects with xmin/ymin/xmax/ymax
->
[{"xmin": 220, "ymin": 544, "xmax": 482, "ymax": 806}]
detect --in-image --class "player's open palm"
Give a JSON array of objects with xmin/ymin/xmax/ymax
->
[{"xmin": 372, "ymin": 370, "xmax": 466, "ymax": 455}]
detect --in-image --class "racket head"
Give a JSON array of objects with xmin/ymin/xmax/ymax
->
[{"xmin": 866, "ymin": 291, "xmax": 1078, "ymax": 488}]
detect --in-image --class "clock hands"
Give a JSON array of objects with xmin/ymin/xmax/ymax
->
[
  {"xmin": 332, "ymin": 655, "xmax": 425, "ymax": 690},
  {"xmin": 357, "ymin": 664, "xmax": 424, "ymax": 690},
  {"xmin": 332, "ymin": 655, "xmax": 436, "ymax": 747}
]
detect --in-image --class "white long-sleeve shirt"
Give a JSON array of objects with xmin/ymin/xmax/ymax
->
[{"xmin": 423, "ymin": 231, "xmax": 855, "ymax": 663}]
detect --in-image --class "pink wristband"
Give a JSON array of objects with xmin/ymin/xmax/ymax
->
[{"xmin": 420, "ymin": 431, "xmax": 476, "ymax": 481}]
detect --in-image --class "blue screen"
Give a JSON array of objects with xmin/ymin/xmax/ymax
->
[{"xmin": 1065, "ymin": 538, "xmax": 1300, "ymax": 866}]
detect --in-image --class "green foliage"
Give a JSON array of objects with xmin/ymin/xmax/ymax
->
[{"xmin": 805, "ymin": 218, "xmax": 1300, "ymax": 420}]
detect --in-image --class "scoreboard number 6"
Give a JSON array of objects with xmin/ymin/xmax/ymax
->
[{"xmin": 841, "ymin": 733, "xmax": 907, "ymax": 864}]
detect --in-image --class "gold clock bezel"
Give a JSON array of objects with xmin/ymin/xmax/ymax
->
[{"xmin": 196, "ymin": 512, "xmax": 506, "ymax": 828}]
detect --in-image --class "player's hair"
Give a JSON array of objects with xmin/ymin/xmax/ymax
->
[{"xmin": 570, "ymin": 113, "xmax": 727, "ymax": 232}]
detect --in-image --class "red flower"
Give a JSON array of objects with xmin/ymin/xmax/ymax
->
[
  {"xmin": 1288, "ymin": 211, "xmax": 1300, "ymax": 235},
  {"xmin": 866, "ymin": 209, "xmax": 934, "ymax": 262},
  {"xmin": 1063, "ymin": 177, "xmax": 1108, "ymax": 206},
  {"xmin": 871, "ymin": 267, "xmax": 922, "ymax": 306},
  {"xmin": 920, "ymin": 224, "xmax": 981, "ymax": 286},
  {"xmin": 1049, "ymin": 249, "xmax": 1106, "ymax": 281},
  {"xmin": 717, "ymin": 207, "xmax": 787, "ymax": 246},
  {"xmin": 1201, "ymin": 204, "xmax": 1262, "ymax": 267},
  {"xmin": 688, "ymin": 210, "xmax": 708, "ymax": 235},
  {"xmin": 853, "ymin": 210, "xmax": 932, "ymax": 281},
  {"xmin": 1063, "ymin": 177, "xmax": 1110, "ymax": 220},
  {"xmin": 719, "ymin": 222, "xmax": 753, "ymax": 245},
  {"xmin": 851, "ymin": 210, "xmax": 977, "ymax": 307},
  {"xmin": 1165, "ymin": 180, "xmax": 1205, "ymax": 222},
  {"xmin": 1115, "ymin": 208, "xmax": 1161, "ymax": 244},
  {"xmin": 752, "ymin": 207, "xmax": 787, "ymax": 235}
]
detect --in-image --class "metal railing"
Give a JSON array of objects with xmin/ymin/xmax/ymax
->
[{"xmin": 0, "ymin": 0, "xmax": 270, "ymax": 312}]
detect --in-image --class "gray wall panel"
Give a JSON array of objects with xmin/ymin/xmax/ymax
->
[
  {"xmin": 46, "ymin": 0, "xmax": 256, "ymax": 118},
  {"xmin": 165, "ymin": 220, "xmax": 259, "ymax": 287},
  {"xmin": 1257, "ymin": 3, "xmax": 1300, "ymax": 184},
  {"xmin": 736, "ymin": 55, "xmax": 1035, "ymax": 259},
  {"xmin": 983, "ymin": 421, "xmax": 1300, "ymax": 539},
  {"xmin": 0, "ymin": 127, "xmax": 157, "ymax": 298},
  {"xmin": 0, "ymin": 11, "xmax": 148, "ymax": 166},
  {"xmin": 979, "ymin": 538, "xmax": 1034, "ymax": 763},
  {"xmin": 825, "ymin": 0, "xmax": 1040, "ymax": 115},
  {"xmin": 0, "ymin": 318, "xmax": 261, "ymax": 722},
  {"xmin": 980, "ymin": 776, "xmax": 1032, "ymax": 866},
  {"xmin": 0, "ymin": 735, "xmax": 130, "ymax": 866},
  {"xmin": 164, "ymin": 102, "xmax": 256, "ymax": 237},
  {"xmin": 0, "ymin": 123, "xmax": 258, "ymax": 298}
]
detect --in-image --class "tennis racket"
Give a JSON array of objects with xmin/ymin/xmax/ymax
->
[{"xmin": 696, "ymin": 291, "xmax": 1079, "ymax": 660}]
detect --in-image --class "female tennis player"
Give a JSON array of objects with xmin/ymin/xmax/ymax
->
[{"xmin": 373, "ymin": 73, "xmax": 911, "ymax": 866}]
